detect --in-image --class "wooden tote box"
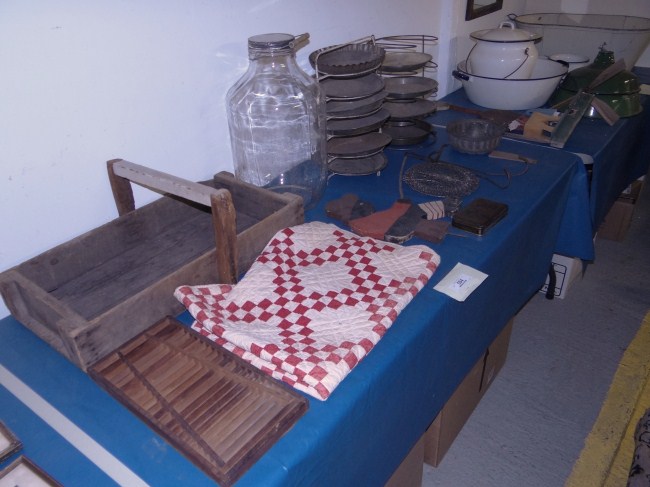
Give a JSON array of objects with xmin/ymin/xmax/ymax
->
[{"xmin": 0, "ymin": 159, "xmax": 303, "ymax": 370}]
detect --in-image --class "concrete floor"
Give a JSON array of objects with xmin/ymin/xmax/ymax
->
[{"xmin": 422, "ymin": 176, "xmax": 650, "ymax": 487}]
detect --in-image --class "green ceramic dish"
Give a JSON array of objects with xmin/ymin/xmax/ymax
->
[{"xmin": 550, "ymin": 49, "xmax": 642, "ymax": 118}]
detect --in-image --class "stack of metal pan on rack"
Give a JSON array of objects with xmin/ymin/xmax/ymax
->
[
  {"xmin": 310, "ymin": 40, "xmax": 392, "ymax": 176},
  {"xmin": 378, "ymin": 35, "xmax": 439, "ymax": 147}
]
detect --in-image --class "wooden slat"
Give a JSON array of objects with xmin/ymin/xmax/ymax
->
[
  {"xmin": 211, "ymin": 191, "xmax": 238, "ymax": 285},
  {"xmin": 89, "ymin": 317, "xmax": 308, "ymax": 487},
  {"xmin": 107, "ymin": 159, "xmax": 137, "ymax": 216},
  {"xmin": 111, "ymin": 159, "xmax": 227, "ymax": 208},
  {"xmin": 51, "ymin": 211, "xmax": 215, "ymax": 319}
]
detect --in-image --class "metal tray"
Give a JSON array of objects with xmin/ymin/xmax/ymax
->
[
  {"xmin": 380, "ymin": 51, "xmax": 433, "ymax": 73},
  {"xmin": 383, "ymin": 118, "xmax": 436, "ymax": 146},
  {"xmin": 327, "ymin": 132, "xmax": 392, "ymax": 158},
  {"xmin": 328, "ymin": 152, "xmax": 388, "ymax": 176},
  {"xmin": 327, "ymin": 108, "xmax": 390, "ymax": 136},
  {"xmin": 325, "ymin": 90, "xmax": 388, "ymax": 117},
  {"xmin": 384, "ymin": 76, "xmax": 438, "ymax": 99},
  {"xmin": 310, "ymin": 43, "xmax": 385, "ymax": 76},
  {"xmin": 383, "ymin": 98, "xmax": 437, "ymax": 120},
  {"xmin": 320, "ymin": 73, "xmax": 385, "ymax": 100}
]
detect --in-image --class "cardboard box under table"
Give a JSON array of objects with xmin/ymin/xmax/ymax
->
[
  {"xmin": 540, "ymin": 253, "xmax": 583, "ymax": 300},
  {"xmin": 0, "ymin": 159, "xmax": 303, "ymax": 370},
  {"xmin": 424, "ymin": 319, "xmax": 514, "ymax": 467},
  {"xmin": 598, "ymin": 177, "xmax": 645, "ymax": 241}
]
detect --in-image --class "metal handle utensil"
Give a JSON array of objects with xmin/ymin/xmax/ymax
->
[{"xmin": 489, "ymin": 150, "xmax": 537, "ymax": 164}]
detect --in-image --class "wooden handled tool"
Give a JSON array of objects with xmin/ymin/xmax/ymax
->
[{"xmin": 436, "ymin": 102, "xmax": 524, "ymax": 128}]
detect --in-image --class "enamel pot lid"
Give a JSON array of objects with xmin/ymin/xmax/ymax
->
[{"xmin": 470, "ymin": 21, "xmax": 542, "ymax": 44}]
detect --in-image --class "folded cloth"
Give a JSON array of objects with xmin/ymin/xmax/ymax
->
[{"xmin": 175, "ymin": 221, "xmax": 440, "ymax": 400}]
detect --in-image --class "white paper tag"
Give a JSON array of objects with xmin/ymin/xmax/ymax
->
[{"xmin": 434, "ymin": 263, "xmax": 488, "ymax": 301}]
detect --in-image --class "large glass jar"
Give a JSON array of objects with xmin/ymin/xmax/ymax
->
[{"xmin": 226, "ymin": 33, "xmax": 328, "ymax": 209}]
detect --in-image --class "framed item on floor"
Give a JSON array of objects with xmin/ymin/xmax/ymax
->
[
  {"xmin": 0, "ymin": 456, "xmax": 62, "ymax": 486},
  {"xmin": 0, "ymin": 421, "xmax": 21, "ymax": 463}
]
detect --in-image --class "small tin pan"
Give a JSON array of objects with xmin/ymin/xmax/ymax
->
[
  {"xmin": 380, "ymin": 51, "xmax": 433, "ymax": 73},
  {"xmin": 321, "ymin": 73, "xmax": 385, "ymax": 101},
  {"xmin": 310, "ymin": 43, "xmax": 385, "ymax": 76},
  {"xmin": 383, "ymin": 118, "xmax": 436, "ymax": 146},
  {"xmin": 384, "ymin": 76, "xmax": 438, "ymax": 99},
  {"xmin": 326, "ymin": 90, "xmax": 388, "ymax": 117},
  {"xmin": 327, "ymin": 108, "xmax": 390, "ymax": 136},
  {"xmin": 327, "ymin": 132, "xmax": 392, "ymax": 158},
  {"xmin": 383, "ymin": 98, "xmax": 437, "ymax": 120},
  {"xmin": 328, "ymin": 152, "xmax": 388, "ymax": 176}
]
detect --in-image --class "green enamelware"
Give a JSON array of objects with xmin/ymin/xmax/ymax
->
[{"xmin": 550, "ymin": 48, "xmax": 642, "ymax": 118}]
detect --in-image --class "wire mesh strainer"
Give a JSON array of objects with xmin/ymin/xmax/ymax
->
[{"xmin": 403, "ymin": 161, "xmax": 480, "ymax": 197}]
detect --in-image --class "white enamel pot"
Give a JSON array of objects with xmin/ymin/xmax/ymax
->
[
  {"xmin": 467, "ymin": 21, "xmax": 542, "ymax": 79},
  {"xmin": 548, "ymin": 53, "xmax": 590, "ymax": 71},
  {"xmin": 453, "ymin": 59, "xmax": 568, "ymax": 110}
]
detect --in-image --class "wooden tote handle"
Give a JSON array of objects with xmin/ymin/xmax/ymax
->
[{"xmin": 106, "ymin": 159, "xmax": 238, "ymax": 284}]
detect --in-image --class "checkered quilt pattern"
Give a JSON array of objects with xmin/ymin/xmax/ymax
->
[{"xmin": 174, "ymin": 221, "xmax": 440, "ymax": 400}]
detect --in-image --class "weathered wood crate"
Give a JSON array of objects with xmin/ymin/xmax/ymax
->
[{"xmin": 0, "ymin": 159, "xmax": 304, "ymax": 370}]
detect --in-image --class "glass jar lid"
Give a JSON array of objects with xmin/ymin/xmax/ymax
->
[{"xmin": 248, "ymin": 33, "xmax": 295, "ymax": 50}]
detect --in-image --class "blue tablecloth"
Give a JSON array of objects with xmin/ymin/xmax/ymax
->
[
  {"xmin": 0, "ymin": 132, "xmax": 584, "ymax": 486},
  {"xmin": 435, "ymin": 68, "xmax": 650, "ymax": 261}
]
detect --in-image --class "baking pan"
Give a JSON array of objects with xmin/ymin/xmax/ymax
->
[
  {"xmin": 310, "ymin": 43, "xmax": 385, "ymax": 76},
  {"xmin": 383, "ymin": 118, "xmax": 436, "ymax": 146},
  {"xmin": 320, "ymin": 73, "xmax": 385, "ymax": 100},
  {"xmin": 326, "ymin": 90, "xmax": 388, "ymax": 117},
  {"xmin": 384, "ymin": 76, "xmax": 438, "ymax": 99},
  {"xmin": 327, "ymin": 132, "xmax": 392, "ymax": 158},
  {"xmin": 328, "ymin": 152, "xmax": 388, "ymax": 176},
  {"xmin": 327, "ymin": 108, "xmax": 390, "ymax": 136},
  {"xmin": 381, "ymin": 51, "xmax": 433, "ymax": 73},
  {"xmin": 383, "ymin": 98, "xmax": 437, "ymax": 120}
]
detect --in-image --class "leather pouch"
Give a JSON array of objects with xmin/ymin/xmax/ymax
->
[{"xmin": 452, "ymin": 198, "xmax": 508, "ymax": 235}]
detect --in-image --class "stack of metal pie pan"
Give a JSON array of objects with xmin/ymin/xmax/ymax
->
[
  {"xmin": 311, "ymin": 42, "xmax": 393, "ymax": 176},
  {"xmin": 377, "ymin": 39, "xmax": 439, "ymax": 147}
]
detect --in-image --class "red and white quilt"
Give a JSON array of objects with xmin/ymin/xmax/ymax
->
[{"xmin": 174, "ymin": 221, "xmax": 440, "ymax": 400}]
